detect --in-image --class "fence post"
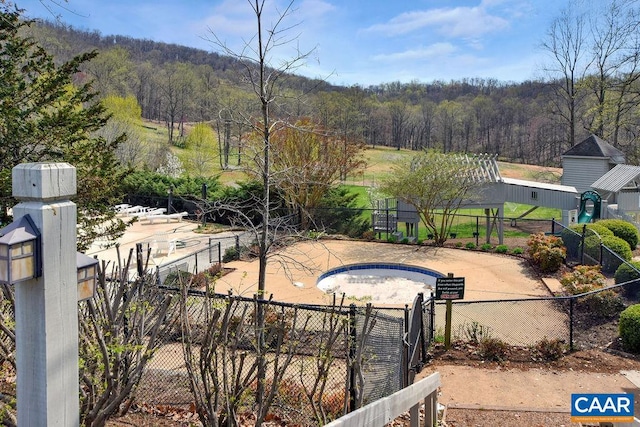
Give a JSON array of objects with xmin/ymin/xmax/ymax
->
[
  {"xmin": 551, "ymin": 218, "xmax": 556, "ymax": 235},
  {"xmin": 569, "ymin": 297, "xmax": 575, "ymax": 351},
  {"xmin": 218, "ymin": 242, "xmax": 222, "ymax": 266},
  {"xmin": 599, "ymin": 243, "xmax": 604, "ymax": 268},
  {"xmin": 403, "ymin": 304, "xmax": 409, "ymax": 388},
  {"xmin": 136, "ymin": 243, "xmax": 144, "ymax": 277},
  {"xmin": 418, "ymin": 293, "xmax": 427, "ymax": 366},
  {"xmin": 580, "ymin": 224, "xmax": 586, "ymax": 265},
  {"xmin": 430, "ymin": 297, "xmax": 435, "ymax": 343},
  {"xmin": 348, "ymin": 303, "xmax": 357, "ymax": 411},
  {"xmin": 235, "ymin": 235, "xmax": 240, "ymax": 254}
]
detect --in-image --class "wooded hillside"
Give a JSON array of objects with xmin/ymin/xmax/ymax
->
[{"xmin": 24, "ymin": 0, "xmax": 640, "ymax": 168}]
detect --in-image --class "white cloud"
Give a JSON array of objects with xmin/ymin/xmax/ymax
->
[
  {"xmin": 363, "ymin": 5, "xmax": 510, "ymax": 39},
  {"xmin": 372, "ymin": 43, "xmax": 457, "ymax": 62}
]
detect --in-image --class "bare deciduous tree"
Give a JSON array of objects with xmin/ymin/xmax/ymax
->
[{"xmin": 79, "ymin": 248, "xmax": 175, "ymax": 426}]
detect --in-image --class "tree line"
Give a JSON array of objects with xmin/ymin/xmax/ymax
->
[{"xmin": 23, "ymin": 0, "xmax": 640, "ymax": 168}]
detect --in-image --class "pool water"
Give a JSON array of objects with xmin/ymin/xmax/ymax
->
[{"xmin": 316, "ymin": 263, "xmax": 443, "ymax": 304}]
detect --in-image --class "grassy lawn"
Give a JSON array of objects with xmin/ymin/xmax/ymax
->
[{"xmin": 139, "ymin": 122, "xmax": 563, "ymax": 236}]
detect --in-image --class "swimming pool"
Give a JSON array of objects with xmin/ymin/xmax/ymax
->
[{"xmin": 316, "ymin": 263, "xmax": 443, "ymax": 304}]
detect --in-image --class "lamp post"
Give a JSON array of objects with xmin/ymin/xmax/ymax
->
[{"xmin": 10, "ymin": 163, "xmax": 79, "ymax": 426}]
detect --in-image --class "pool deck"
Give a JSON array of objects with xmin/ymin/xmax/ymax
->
[
  {"xmin": 87, "ymin": 220, "xmax": 552, "ymax": 306},
  {"xmin": 218, "ymin": 239, "xmax": 551, "ymax": 305}
]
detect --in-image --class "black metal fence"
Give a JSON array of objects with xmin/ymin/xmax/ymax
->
[
  {"xmin": 155, "ymin": 233, "xmax": 254, "ymax": 286},
  {"xmin": 136, "ymin": 289, "xmax": 427, "ymax": 424},
  {"xmin": 137, "ymin": 216, "xmax": 640, "ymax": 423},
  {"xmin": 420, "ymin": 219, "xmax": 640, "ymax": 352}
]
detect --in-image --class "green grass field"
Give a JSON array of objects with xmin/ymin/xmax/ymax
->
[{"xmin": 140, "ymin": 121, "xmax": 562, "ymax": 233}]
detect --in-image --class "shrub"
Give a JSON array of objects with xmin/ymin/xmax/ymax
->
[
  {"xmin": 361, "ymin": 230, "xmax": 375, "ymax": 241},
  {"xmin": 560, "ymin": 265, "xmax": 606, "ymax": 295},
  {"xmin": 401, "ymin": 237, "xmax": 409, "ymax": 244},
  {"xmin": 455, "ymin": 242, "xmax": 463, "ymax": 248},
  {"xmin": 562, "ymin": 227, "xmax": 582, "ymax": 258},
  {"xmin": 223, "ymin": 246, "xmax": 240, "ymax": 263},
  {"xmin": 465, "ymin": 242, "xmax": 476, "ymax": 249},
  {"xmin": 512, "ymin": 247, "xmax": 524, "ymax": 255},
  {"xmin": 600, "ymin": 235, "xmax": 633, "ymax": 274},
  {"xmin": 163, "ymin": 270, "xmax": 192, "ymax": 287},
  {"xmin": 619, "ymin": 304, "xmax": 640, "ymax": 353},
  {"xmin": 527, "ymin": 232, "xmax": 566, "ymax": 273},
  {"xmin": 480, "ymin": 243, "xmax": 493, "ymax": 251},
  {"xmin": 614, "ymin": 261, "xmax": 640, "ymax": 298},
  {"xmin": 460, "ymin": 321, "xmax": 491, "ymax": 344},
  {"xmin": 583, "ymin": 289, "xmax": 624, "ymax": 318},
  {"xmin": 190, "ymin": 272, "xmax": 209, "ymax": 288},
  {"xmin": 573, "ymin": 223, "xmax": 615, "ymax": 238},
  {"xmin": 583, "ymin": 235, "xmax": 602, "ymax": 260},
  {"xmin": 478, "ymin": 337, "xmax": 509, "ymax": 362},
  {"xmin": 597, "ymin": 218, "xmax": 639, "ymax": 249},
  {"xmin": 495, "ymin": 244, "xmax": 508, "ymax": 254},
  {"xmin": 532, "ymin": 338, "xmax": 567, "ymax": 361}
]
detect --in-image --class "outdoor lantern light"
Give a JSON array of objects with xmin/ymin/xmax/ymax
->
[
  {"xmin": 76, "ymin": 252, "xmax": 98, "ymax": 301},
  {"xmin": 0, "ymin": 215, "xmax": 41, "ymax": 285}
]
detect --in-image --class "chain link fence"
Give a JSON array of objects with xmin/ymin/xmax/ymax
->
[
  {"xmin": 135, "ymin": 290, "xmax": 422, "ymax": 425},
  {"xmin": 133, "ymin": 217, "xmax": 640, "ymax": 423},
  {"xmin": 432, "ymin": 297, "xmax": 569, "ymax": 346},
  {"xmin": 156, "ymin": 232, "xmax": 253, "ymax": 286}
]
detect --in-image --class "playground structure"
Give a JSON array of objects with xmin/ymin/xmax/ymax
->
[
  {"xmin": 372, "ymin": 154, "xmax": 581, "ymax": 244},
  {"xmin": 372, "ymin": 135, "xmax": 640, "ymax": 243},
  {"xmin": 577, "ymin": 190, "xmax": 602, "ymax": 223}
]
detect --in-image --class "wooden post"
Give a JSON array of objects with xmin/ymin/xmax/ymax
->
[
  {"xmin": 444, "ymin": 273, "xmax": 453, "ymax": 350},
  {"xmin": 12, "ymin": 163, "xmax": 79, "ymax": 426}
]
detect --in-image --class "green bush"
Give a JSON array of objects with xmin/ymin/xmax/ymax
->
[
  {"xmin": 572, "ymin": 223, "xmax": 615, "ymax": 238},
  {"xmin": 582, "ymin": 233, "xmax": 631, "ymax": 273},
  {"xmin": 614, "ymin": 261, "xmax": 640, "ymax": 298},
  {"xmin": 495, "ymin": 244, "xmax": 508, "ymax": 254},
  {"xmin": 619, "ymin": 304, "xmax": 640, "ymax": 353},
  {"xmin": 601, "ymin": 235, "xmax": 633, "ymax": 274},
  {"xmin": 465, "ymin": 242, "xmax": 476, "ymax": 249},
  {"xmin": 512, "ymin": 247, "xmax": 524, "ymax": 255},
  {"xmin": 223, "ymin": 246, "xmax": 240, "ymax": 263},
  {"xmin": 163, "ymin": 270, "xmax": 192, "ymax": 287},
  {"xmin": 480, "ymin": 243, "xmax": 493, "ymax": 251},
  {"xmin": 561, "ymin": 227, "xmax": 583, "ymax": 258},
  {"xmin": 597, "ymin": 218, "xmax": 639, "ymax": 249},
  {"xmin": 122, "ymin": 169, "xmax": 220, "ymax": 197}
]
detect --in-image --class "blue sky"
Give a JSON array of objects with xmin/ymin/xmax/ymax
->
[{"xmin": 16, "ymin": 0, "xmax": 567, "ymax": 86}]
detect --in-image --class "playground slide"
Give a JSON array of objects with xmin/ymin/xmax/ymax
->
[
  {"xmin": 577, "ymin": 206, "xmax": 593, "ymax": 223},
  {"xmin": 577, "ymin": 191, "xmax": 601, "ymax": 223}
]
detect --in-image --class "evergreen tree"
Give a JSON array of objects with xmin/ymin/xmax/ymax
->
[{"xmin": 0, "ymin": 5, "xmax": 127, "ymax": 249}]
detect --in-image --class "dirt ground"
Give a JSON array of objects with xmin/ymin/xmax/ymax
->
[{"xmin": 98, "ymin": 232, "xmax": 640, "ymax": 426}]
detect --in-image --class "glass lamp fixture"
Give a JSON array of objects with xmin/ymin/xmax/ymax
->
[
  {"xmin": 0, "ymin": 215, "xmax": 41, "ymax": 285},
  {"xmin": 76, "ymin": 252, "xmax": 98, "ymax": 301}
]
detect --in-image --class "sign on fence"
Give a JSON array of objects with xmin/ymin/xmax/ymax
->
[{"xmin": 435, "ymin": 277, "xmax": 465, "ymax": 300}]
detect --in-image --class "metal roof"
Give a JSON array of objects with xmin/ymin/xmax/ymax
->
[
  {"xmin": 502, "ymin": 177, "xmax": 578, "ymax": 193},
  {"xmin": 591, "ymin": 164, "xmax": 640, "ymax": 193}
]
